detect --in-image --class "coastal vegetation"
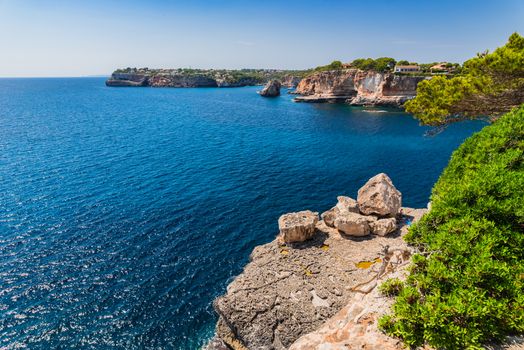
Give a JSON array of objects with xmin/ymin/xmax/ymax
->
[
  {"xmin": 350, "ymin": 57, "xmax": 396, "ymax": 72},
  {"xmin": 308, "ymin": 57, "xmax": 461, "ymax": 77},
  {"xmin": 379, "ymin": 105, "xmax": 524, "ymax": 348},
  {"xmin": 112, "ymin": 67, "xmax": 310, "ymax": 84},
  {"xmin": 406, "ymin": 32, "xmax": 524, "ymax": 125},
  {"xmin": 311, "ymin": 60, "xmax": 344, "ymax": 72}
]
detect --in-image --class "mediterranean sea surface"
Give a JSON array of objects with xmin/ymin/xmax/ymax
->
[{"xmin": 0, "ymin": 78, "xmax": 485, "ymax": 349}]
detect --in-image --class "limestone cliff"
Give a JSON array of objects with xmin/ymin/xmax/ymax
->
[
  {"xmin": 105, "ymin": 68, "xmax": 307, "ymax": 88},
  {"xmin": 294, "ymin": 69, "xmax": 426, "ymax": 106}
]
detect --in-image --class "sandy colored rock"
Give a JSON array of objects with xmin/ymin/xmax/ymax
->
[
  {"xmin": 214, "ymin": 208, "xmax": 427, "ymax": 350},
  {"xmin": 294, "ymin": 69, "xmax": 426, "ymax": 106},
  {"xmin": 334, "ymin": 212, "xmax": 371, "ymax": 236},
  {"xmin": 259, "ymin": 79, "xmax": 281, "ymax": 97},
  {"xmin": 321, "ymin": 207, "xmax": 337, "ymax": 228},
  {"xmin": 357, "ymin": 173, "xmax": 402, "ymax": 217},
  {"xmin": 288, "ymin": 266, "xmax": 409, "ymax": 350},
  {"xmin": 278, "ymin": 210, "xmax": 319, "ymax": 243},
  {"xmin": 370, "ymin": 217, "xmax": 397, "ymax": 236},
  {"xmin": 335, "ymin": 196, "xmax": 360, "ymax": 214}
]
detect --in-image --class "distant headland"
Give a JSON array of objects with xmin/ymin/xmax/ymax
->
[{"xmin": 105, "ymin": 58, "xmax": 461, "ymax": 108}]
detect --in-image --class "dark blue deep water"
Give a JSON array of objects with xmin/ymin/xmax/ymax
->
[{"xmin": 0, "ymin": 78, "xmax": 484, "ymax": 349}]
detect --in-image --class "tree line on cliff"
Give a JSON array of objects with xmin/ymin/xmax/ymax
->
[
  {"xmin": 406, "ymin": 32, "xmax": 524, "ymax": 126},
  {"xmin": 375, "ymin": 33, "xmax": 524, "ymax": 349}
]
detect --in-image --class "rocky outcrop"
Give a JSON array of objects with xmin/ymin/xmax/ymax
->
[
  {"xmin": 105, "ymin": 73, "xmax": 149, "ymax": 87},
  {"xmin": 213, "ymin": 206, "xmax": 427, "ymax": 350},
  {"xmin": 370, "ymin": 217, "xmax": 397, "ymax": 236},
  {"xmin": 259, "ymin": 80, "xmax": 282, "ymax": 97},
  {"xmin": 288, "ymin": 247, "xmax": 413, "ymax": 350},
  {"xmin": 106, "ymin": 68, "xmax": 307, "ymax": 88},
  {"xmin": 294, "ymin": 69, "xmax": 427, "ymax": 107},
  {"xmin": 106, "ymin": 72, "xmax": 218, "ymax": 87},
  {"xmin": 333, "ymin": 212, "xmax": 371, "ymax": 236},
  {"xmin": 357, "ymin": 173, "xmax": 402, "ymax": 217},
  {"xmin": 278, "ymin": 210, "xmax": 318, "ymax": 243},
  {"xmin": 281, "ymin": 75, "xmax": 302, "ymax": 88},
  {"xmin": 294, "ymin": 70, "xmax": 357, "ymax": 102},
  {"xmin": 212, "ymin": 174, "xmax": 425, "ymax": 350}
]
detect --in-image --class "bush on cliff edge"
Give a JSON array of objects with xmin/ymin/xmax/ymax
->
[{"xmin": 379, "ymin": 105, "xmax": 524, "ymax": 348}]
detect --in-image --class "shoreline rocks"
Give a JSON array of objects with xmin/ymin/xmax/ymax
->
[
  {"xmin": 278, "ymin": 210, "xmax": 319, "ymax": 243},
  {"xmin": 211, "ymin": 174, "xmax": 425, "ymax": 349},
  {"xmin": 357, "ymin": 173, "xmax": 402, "ymax": 217},
  {"xmin": 259, "ymin": 80, "xmax": 282, "ymax": 97}
]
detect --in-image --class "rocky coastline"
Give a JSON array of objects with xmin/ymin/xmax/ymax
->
[
  {"xmin": 293, "ymin": 69, "xmax": 427, "ymax": 107},
  {"xmin": 207, "ymin": 174, "xmax": 429, "ymax": 350},
  {"xmin": 105, "ymin": 68, "xmax": 304, "ymax": 88},
  {"xmin": 106, "ymin": 67, "xmax": 426, "ymax": 108}
]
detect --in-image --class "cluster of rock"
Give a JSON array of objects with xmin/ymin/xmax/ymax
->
[
  {"xmin": 259, "ymin": 80, "xmax": 282, "ymax": 97},
  {"xmin": 279, "ymin": 173, "xmax": 401, "ymax": 244},
  {"xmin": 293, "ymin": 69, "xmax": 426, "ymax": 107},
  {"xmin": 210, "ymin": 174, "xmax": 425, "ymax": 350}
]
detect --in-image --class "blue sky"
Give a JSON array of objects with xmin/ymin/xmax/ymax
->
[{"xmin": 0, "ymin": 0, "xmax": 523, "ymax": 77}]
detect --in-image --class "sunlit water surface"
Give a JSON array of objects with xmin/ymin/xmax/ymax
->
[{"xmin": 0, "ymin": 78, "xmax": 485, "ymax": 349}]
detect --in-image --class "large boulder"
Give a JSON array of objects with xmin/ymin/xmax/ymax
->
[
  {"xmin": 322, "ymin": 196, "xmax": 359, "ymax": 228},
  {"xmin": 370, "ymin": 218, "xmax": 397, "ymax": 236},
  {"xmin": 334, "ymin": 212, "xmax": 370, "ymax": 237},
  {"xmin": 278, "ymin": 210, "xmax": 319, "ymax": 243},
  {"xmin": 321, "ymin": 208, "xmax": 336, "ymax": 228},
  {"xmin": 357, "ymin": 173, "xmax": 402, "ymax": 217},
  {"xmin": 259, "ymin": 80, "xmax": 281, "ymax": 97},
  {"xmin": 335, "ymin": 196, "xmax": 359, "ymax": 214}
]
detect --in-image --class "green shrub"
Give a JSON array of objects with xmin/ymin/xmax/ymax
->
[
  {"xmin": 380, "ymin": 105, "xmax": 524, "ymax": 349},
  {"xmin": 312, "ymin": 60, "xmax": 344, "ymax": 72},
  {"xmin": 379, "ymin": 278, "xmax": 405, "ymax": 297}
]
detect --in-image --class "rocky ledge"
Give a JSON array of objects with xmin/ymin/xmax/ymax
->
[
  {"xmin": 293, "ymin": 69, "xmax": 427, "ymax": 107},
  {"xmin": 210, "ymin": 174, "xmax": 429, "ymax": 349}
]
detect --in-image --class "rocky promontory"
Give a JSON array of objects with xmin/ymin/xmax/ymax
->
[
  {"xmin": 105, "ymin": 68, "xmax": 307, "ymax": 88},
  {"xmin": 294, "ymin": 69, "xmax": 427, "ymax": 107},
  {"xmin": 210, "ymin": 174, "xmax": 428, "ymax": 350}
]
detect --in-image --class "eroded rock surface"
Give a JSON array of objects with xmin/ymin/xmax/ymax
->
[
  {"xmin": 357, "ymin": 173, "xmax": 402, "ymax": 217},
  {"xmin": 294, "ymin": 69, "xmax": 426, "ymax": 106},
  {"xmin": 278, "ymin": 210, "xmax": 319, "ymax": 243},
  {"xmin": 288, "ymin": 208, "xmax": 426, "ymax": 350},
  {"xmin": 213, "ymin": 207, "xmax": 428, "ymax": 350},
  {"xmin": 334, "ymin": 212, "xmax": 370, "ymax": 237},
  {"xmin": 370, "ymin": 217, "xmax": 397, "ymax": 236},
  {"xmin": 259, "ymin": 80, "xmax": 281, "ymax": 97}
]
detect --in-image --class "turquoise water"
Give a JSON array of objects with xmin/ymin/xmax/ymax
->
[{"xmin": 0, "ymin": 78, "xmax": 484, "ymax": 349}]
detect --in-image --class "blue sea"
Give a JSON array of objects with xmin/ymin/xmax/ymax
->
[{"xmin": 0, "ymin": 78, "xmax": 484, "ymax": 349}]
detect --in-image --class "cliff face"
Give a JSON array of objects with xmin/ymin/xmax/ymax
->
[
  {"xmin": 106, "ymin": 73, "xmax": 219, "ymax": 87},
  {"xmin": 294, "ymin": 69, "xmax": 426, "ymax": 106},
  {"xmin": 106, "ymin": 68, "xmax": 308, "ymax": 88},
  {"xmin": 148, "ymin": 74, "xmax": 218, "ymax": 87},
  {"xmin": 295, "ymin": 70, "xmax": 357, "ymax": 101},
  {"xmin": 281, "ymin": 75, "xmax": 302, "ymax": 88},
  {"xmin": 105, "ymin": 73, "xmax": 149, "ymax": 87}
]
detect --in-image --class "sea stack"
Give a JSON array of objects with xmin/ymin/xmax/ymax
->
[{"xmin": 259, "ymin": 80, "xmax": 281, "ymax": 97}]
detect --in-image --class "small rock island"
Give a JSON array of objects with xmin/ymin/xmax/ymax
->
[{"xmin": 258, "ymin": 80, "xmax": 281, "ymax": 97}]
